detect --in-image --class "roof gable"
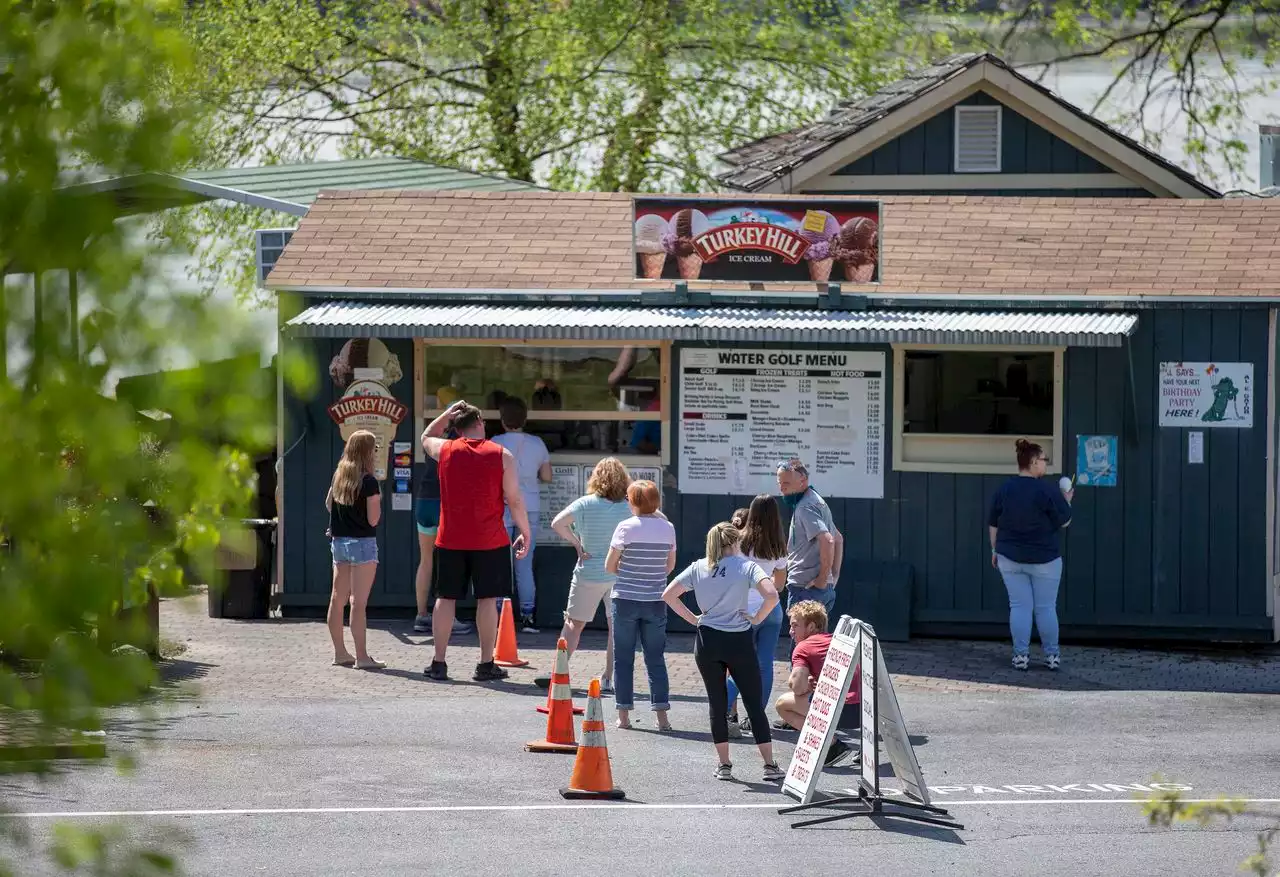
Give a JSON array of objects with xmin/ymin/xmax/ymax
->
[{"xmin": 716, "ymin": 53, "xmax": 1217, "ymax": 199}]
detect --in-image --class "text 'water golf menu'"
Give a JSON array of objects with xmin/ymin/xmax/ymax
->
[{"xmin": 678, "ymin": 348, "xmax": 884, "ymax": 498}]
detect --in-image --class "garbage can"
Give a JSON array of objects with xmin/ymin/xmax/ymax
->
[{"xmin": 209, "ymin": 518, "xmax": 276, "ymax": 619}]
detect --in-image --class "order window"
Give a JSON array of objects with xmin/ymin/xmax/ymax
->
[{"xmin": 893, "ymin": 345, "xmax": 1063, "ymax": 473}]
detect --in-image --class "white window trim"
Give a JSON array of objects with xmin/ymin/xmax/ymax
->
[
  {"xmin": 954, "ymin": 105, "xmax": 1003, "ymax": 174},
  {"xmin": 892, "ymin": 343, "xmax": 1064, "ymax": 475}
]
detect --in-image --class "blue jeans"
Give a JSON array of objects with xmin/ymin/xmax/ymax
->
[
  {"xmin": 507, "ymin": 526, "xmax": 536, "ymax": 615},
  {"xmin": 726, "ymin": 602, "xmax": 784, "ymax": 716},
  {"xmin": 610, "ymin": 599, "xmax": 670, "ymax": 711},
  {"xmin": 996, "ymin": 555, "xmax": 1062, "ymax": 656},
  {"xmin": 787, "ymin": 584, "xmax": 837, "ymax": 622}
]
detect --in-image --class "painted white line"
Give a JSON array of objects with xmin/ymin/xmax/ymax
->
[{"xmin": 7, "ymin": 798, "xmax": 1280, "ymax": 819}]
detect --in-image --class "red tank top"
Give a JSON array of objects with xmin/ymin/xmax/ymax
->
[{"xmin": 436, "ymin": 438, "xmax": 509, "ymax": 551}]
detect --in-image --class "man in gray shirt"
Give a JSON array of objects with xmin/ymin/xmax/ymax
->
[{"xmin": 777, "ymin": 458, "xmax": 844, "ymax": 620}]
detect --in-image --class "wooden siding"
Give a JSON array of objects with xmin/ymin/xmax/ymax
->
[
  {"xmin": 280, "ymin": 307, "xmax": 1273, "ymax": 640},
  {"xmin": 827, "ymin": 91, "xmax": 1154, "ymax": 192},
  {"xmin": 280, "ymin": 335, "xmax": 418, "ymax": 606}
]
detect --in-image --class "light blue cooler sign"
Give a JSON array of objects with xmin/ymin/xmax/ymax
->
[{"xmin": 1076, "ymin": 435, "xmax": 1117, "ymax": 487}]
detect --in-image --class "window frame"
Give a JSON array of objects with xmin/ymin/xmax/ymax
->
[
  {"xmin": 413, "ymin": 339, "xmax": 670, "ymax": 465},
  {"xmin": 891, "ymin": 343, "xmax": 1064, "ymax": 475},
  {"xmin": 953, "ymin": 104, "xmax": 1003, "ymax": 174}
]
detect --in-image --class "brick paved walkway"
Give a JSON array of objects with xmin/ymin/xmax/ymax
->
[{"xmin": 160, "ymin": 596, "xmax": 1280, "ymax": 702}]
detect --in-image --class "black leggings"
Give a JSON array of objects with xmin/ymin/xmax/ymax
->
[{"xmin": 694, "ymin": 626, "xmax": 772, "ymax": 746}]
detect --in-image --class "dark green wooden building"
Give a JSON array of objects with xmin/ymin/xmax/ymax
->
[{"xmin": 266, "ymin": 55, "xmax": 1278, "ymax": 644}]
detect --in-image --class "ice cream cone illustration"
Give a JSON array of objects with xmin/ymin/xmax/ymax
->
[
  {"xmin": 634, "ymin": 214, "xmax": 668, "ymax": 279},
  {"xmin": 329, "ymin": 337, "xmax": 403, "ymax": 389},
  {"xmin": 799, "ymin": 210, "xmax": 840, "ymax": 284},
  {"xmin": 808, "ymin": 257, "xmax": 834, "ymax": 282},
  {"xmin": 834, "ymin": 216, "xmax": 879, "ymax": 284},
  {"xmin": 676, "ymin": 253, "xmax": 703, "ymax": 279},
  {"xmin": 662, "ymin": 208, "xmax": 708, "ymax": 281},
  {"xmin": 638, "ymin": 251, "xmax": 666, "ymax": 278},
  {"xmin": 843, "ymin": 261, "xmax": 876, "ymax": 282}
]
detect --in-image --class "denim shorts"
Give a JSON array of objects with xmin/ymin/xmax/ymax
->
[{"xmin": 331, "ymin": 537, "xmax": 378, "ymax": 565}]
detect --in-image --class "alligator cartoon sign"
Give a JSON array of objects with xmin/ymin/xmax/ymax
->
[{"xmin": 1158, "ymin": 362, "xmax": 1253, "ymax": 428}]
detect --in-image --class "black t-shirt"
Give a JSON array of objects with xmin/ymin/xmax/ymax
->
[
  {"xmin": 330, "ymin": 474, "xmax": 380, "ymax": 538},
  {"xmin": 418, "ymin": 455, "xmax": 440, "ymax": 500}
]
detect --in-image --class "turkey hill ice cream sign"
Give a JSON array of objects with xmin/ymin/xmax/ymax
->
[
  {"xmin": 633, "ymin": 198, "xmax": 880, "ymax": 284},
  {"xmin": 327, "ymin": 338, "xmax": 407, "ymax": 480}
]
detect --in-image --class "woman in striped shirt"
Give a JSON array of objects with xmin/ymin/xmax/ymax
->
[{"xmin": 605, "ymin": 480, "xmax": 677, "ymax": 730}]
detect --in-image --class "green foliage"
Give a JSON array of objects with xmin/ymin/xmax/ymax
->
[
  {"xmin": 988, "ymin": 0, "xmax": 1279, "ymax": 188},
  {"xmin": 1, "ymin": 0, "xmax": 275, "ymax": 870},
  {"xmin": 177, "ymin": 0, "xmax": 949, "ymax": 303},
  {"xmin": 1145, "ymin": 786, "xmax": 1278, "ymax": 876}
]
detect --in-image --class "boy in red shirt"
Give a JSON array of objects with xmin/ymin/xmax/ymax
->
[{"xmin": 775, "ymin": 600, "xmax": 860, "ymax": 767}]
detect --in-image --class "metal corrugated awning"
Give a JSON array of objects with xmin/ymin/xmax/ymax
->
[{"xmin": 284, "ymin": 302, "xmax": 1138, "ymax": 346}]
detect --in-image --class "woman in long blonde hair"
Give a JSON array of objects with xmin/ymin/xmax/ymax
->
[
  {"xmin": 325, "ymin": 430, "xmax": 385, "ymax": 669},
  {"xmin": 663, "ymin": 522, "xmax": 782, "ymax": 782}
]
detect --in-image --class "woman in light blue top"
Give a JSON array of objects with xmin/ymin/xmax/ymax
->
[
  {"xmin": 663, "ymin": 522, "xmax": 783, "ymax": 782},
  {"xmin": 492, "ymin": 397, "xmax": 551, "ymax": 632},
  {"xmin": 550, "ymin": 457, "xmax": 633, "ymax": 693}
]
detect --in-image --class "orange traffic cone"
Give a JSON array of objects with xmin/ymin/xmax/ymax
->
[
  {"xmin": 560, "ymin": 678, "xmax": 625, "ymax": 800},
  {"xmin": 526, "ymin": 638, "xmax": 579, "ymax": 754},
  {"xmin": 493, "ymin": 598, "xmax": 529, "ymax": 668},
  {"xmin": 536, "ymin": 640, "xmax": 584, "ymax": 716}
]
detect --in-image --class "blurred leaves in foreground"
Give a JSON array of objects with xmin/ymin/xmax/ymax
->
[
  {"xmin": 1, "ymin": 0, "xmax": 283, "ymax": 872},
  {"xmin": 1145, "ymin": 785, "xmax": 1278, "ymax": 876}
]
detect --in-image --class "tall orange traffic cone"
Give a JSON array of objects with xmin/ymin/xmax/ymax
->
[
  {"xmin": 493, "ymin": 598, "xmax": 529, "ymax": 668},
  {"xmin": 526, "ymin": 638, "xmax": 579, "ymax": 754},
  {"xmin": 560, "ymin": 679, "xmax": 625, "ymax": 800}
]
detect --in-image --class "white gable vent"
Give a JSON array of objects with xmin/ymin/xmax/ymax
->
[
  {"xmin": 254, "ymin": 227, "xmax": 295, "ymax": 286},
  {"xmin": 954, "ymin": 105, "xmax": 1002, "ymax": 173}
]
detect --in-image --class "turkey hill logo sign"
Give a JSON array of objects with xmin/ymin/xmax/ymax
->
[
  {"xmin": 328, "ymin": 384, "xmax": 409, "ymax": 426},
  {"xmin": 327, "ymin": 379, "xmax": 408, "ymax": 481},
  {"xmin": 695, "ymin": 224, "xmax": 808, "ymax": 264}
]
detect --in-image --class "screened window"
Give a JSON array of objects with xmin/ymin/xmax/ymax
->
[{"xmin": 420, "ymin": 343, "xmax": 665, "ymax": 456}]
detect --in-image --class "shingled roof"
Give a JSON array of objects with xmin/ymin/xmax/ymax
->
[
  {"xmin": 266, "ymin": 190, "xmax": 1278, "ymax": 297},
  {"xmin": 715, "ymin": 53, "xmax": 1218, "ymax": 198}
]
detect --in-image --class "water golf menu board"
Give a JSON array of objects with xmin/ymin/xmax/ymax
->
[{"xmin": 679, "ymin": 347, "xmax": 885, "ymax": 498}]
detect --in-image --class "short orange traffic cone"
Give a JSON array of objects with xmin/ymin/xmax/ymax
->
[
  {"xmin": 526, "ymin": 638, "xmax": 579, "ymax": 754},
  {"xmin": 560, "ymin": 678, "xmax": 625, "ymax": 800},
  {"xmin": 493, "ymin": 598, "xmax": 529, "ymax": 668}
]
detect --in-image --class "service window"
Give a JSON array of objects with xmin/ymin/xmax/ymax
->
[
  {"xmin": 419, "ymin": 343, "xmax": 666, "ymax": 456},
  {"xmin": 893, "ymin": 345, "xmax": 1063, "ymax": 473}
]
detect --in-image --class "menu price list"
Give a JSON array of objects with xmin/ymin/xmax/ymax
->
[{"xmin": 678, "ymin": 348, "xmax": 885, "ymax": 498}]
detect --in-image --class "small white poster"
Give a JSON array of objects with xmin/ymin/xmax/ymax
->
[
  {"xmin": 1188, "ymin": 431, "xmax": 1204, "ymax": 465},
  {"xmin": 679, "ymin": 347, "xmax": 885, "ymax": 498},
  {"xmin": 538, "ymin": 465, "xmax": 583, "ymax": 545},
  {"xmin": 1158, "ymin": 362, "xmax": 1253, "ymax": 428},
  {"xmin": 391, "ymin": 493, "xmax": 412, "ymax": 511}
]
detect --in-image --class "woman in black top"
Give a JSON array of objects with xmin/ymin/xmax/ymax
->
[{"xmin": 326, "ymin": 429, "xmax": 384, "ymax": 669}]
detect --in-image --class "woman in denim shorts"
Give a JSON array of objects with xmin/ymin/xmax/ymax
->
[{"xmin": 326, "ymin": 429, "xmax": 385, "ymax": 669}]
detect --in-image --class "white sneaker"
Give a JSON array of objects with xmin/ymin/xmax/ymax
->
[
  {"xmin": 1044, "ymin": 654, "xmax": 1061, "ymax": 671},
  {"xmin": 1012, "ymin": 654, "xmax": 1030, "ymax": 671}
]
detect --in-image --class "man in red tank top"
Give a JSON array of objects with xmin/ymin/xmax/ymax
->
[{"xmin": 421, "ymin": 401, "xmax": 530, "ymax": 682}]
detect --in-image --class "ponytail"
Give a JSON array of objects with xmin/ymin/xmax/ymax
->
[{"xmin": 705, "ymin": 522, "xmax": 741, "ymax": 569}]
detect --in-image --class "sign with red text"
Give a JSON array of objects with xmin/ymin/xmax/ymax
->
[
  {"xmin": 782, "ymin": 625, "xmax": 861, "ymax": 804},
  {"xmin": 1159, "ymin": 362, "xmax": 1253, "ymax": 428},
  {"xmin": 633, "ymin": 198, "xmax": 880, "ymax": 283},
  {"xmin": 327, "ymin": 380, "xmax": 409, "ymax": 481}
]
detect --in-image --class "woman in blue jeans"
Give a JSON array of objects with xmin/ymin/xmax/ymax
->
[
  {"xmin": 988, "ymin": 439, "xmax": 1073, "ymax": 671},
  {"xmin": 605, "ymin": 480, "xmax": 677, "ymax": 730},
  {"xmin": 725, "ymin": 495, "xmax": 788, "ymax": 737}
]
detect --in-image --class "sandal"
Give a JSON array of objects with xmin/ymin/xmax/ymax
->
[
  {"xmin": 332, "ymin": 657, "xmax": 356, "ymax": 667},
  {"xmin": 355, "ymin": 658, "xmax": 386, "ymax": 670}
]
